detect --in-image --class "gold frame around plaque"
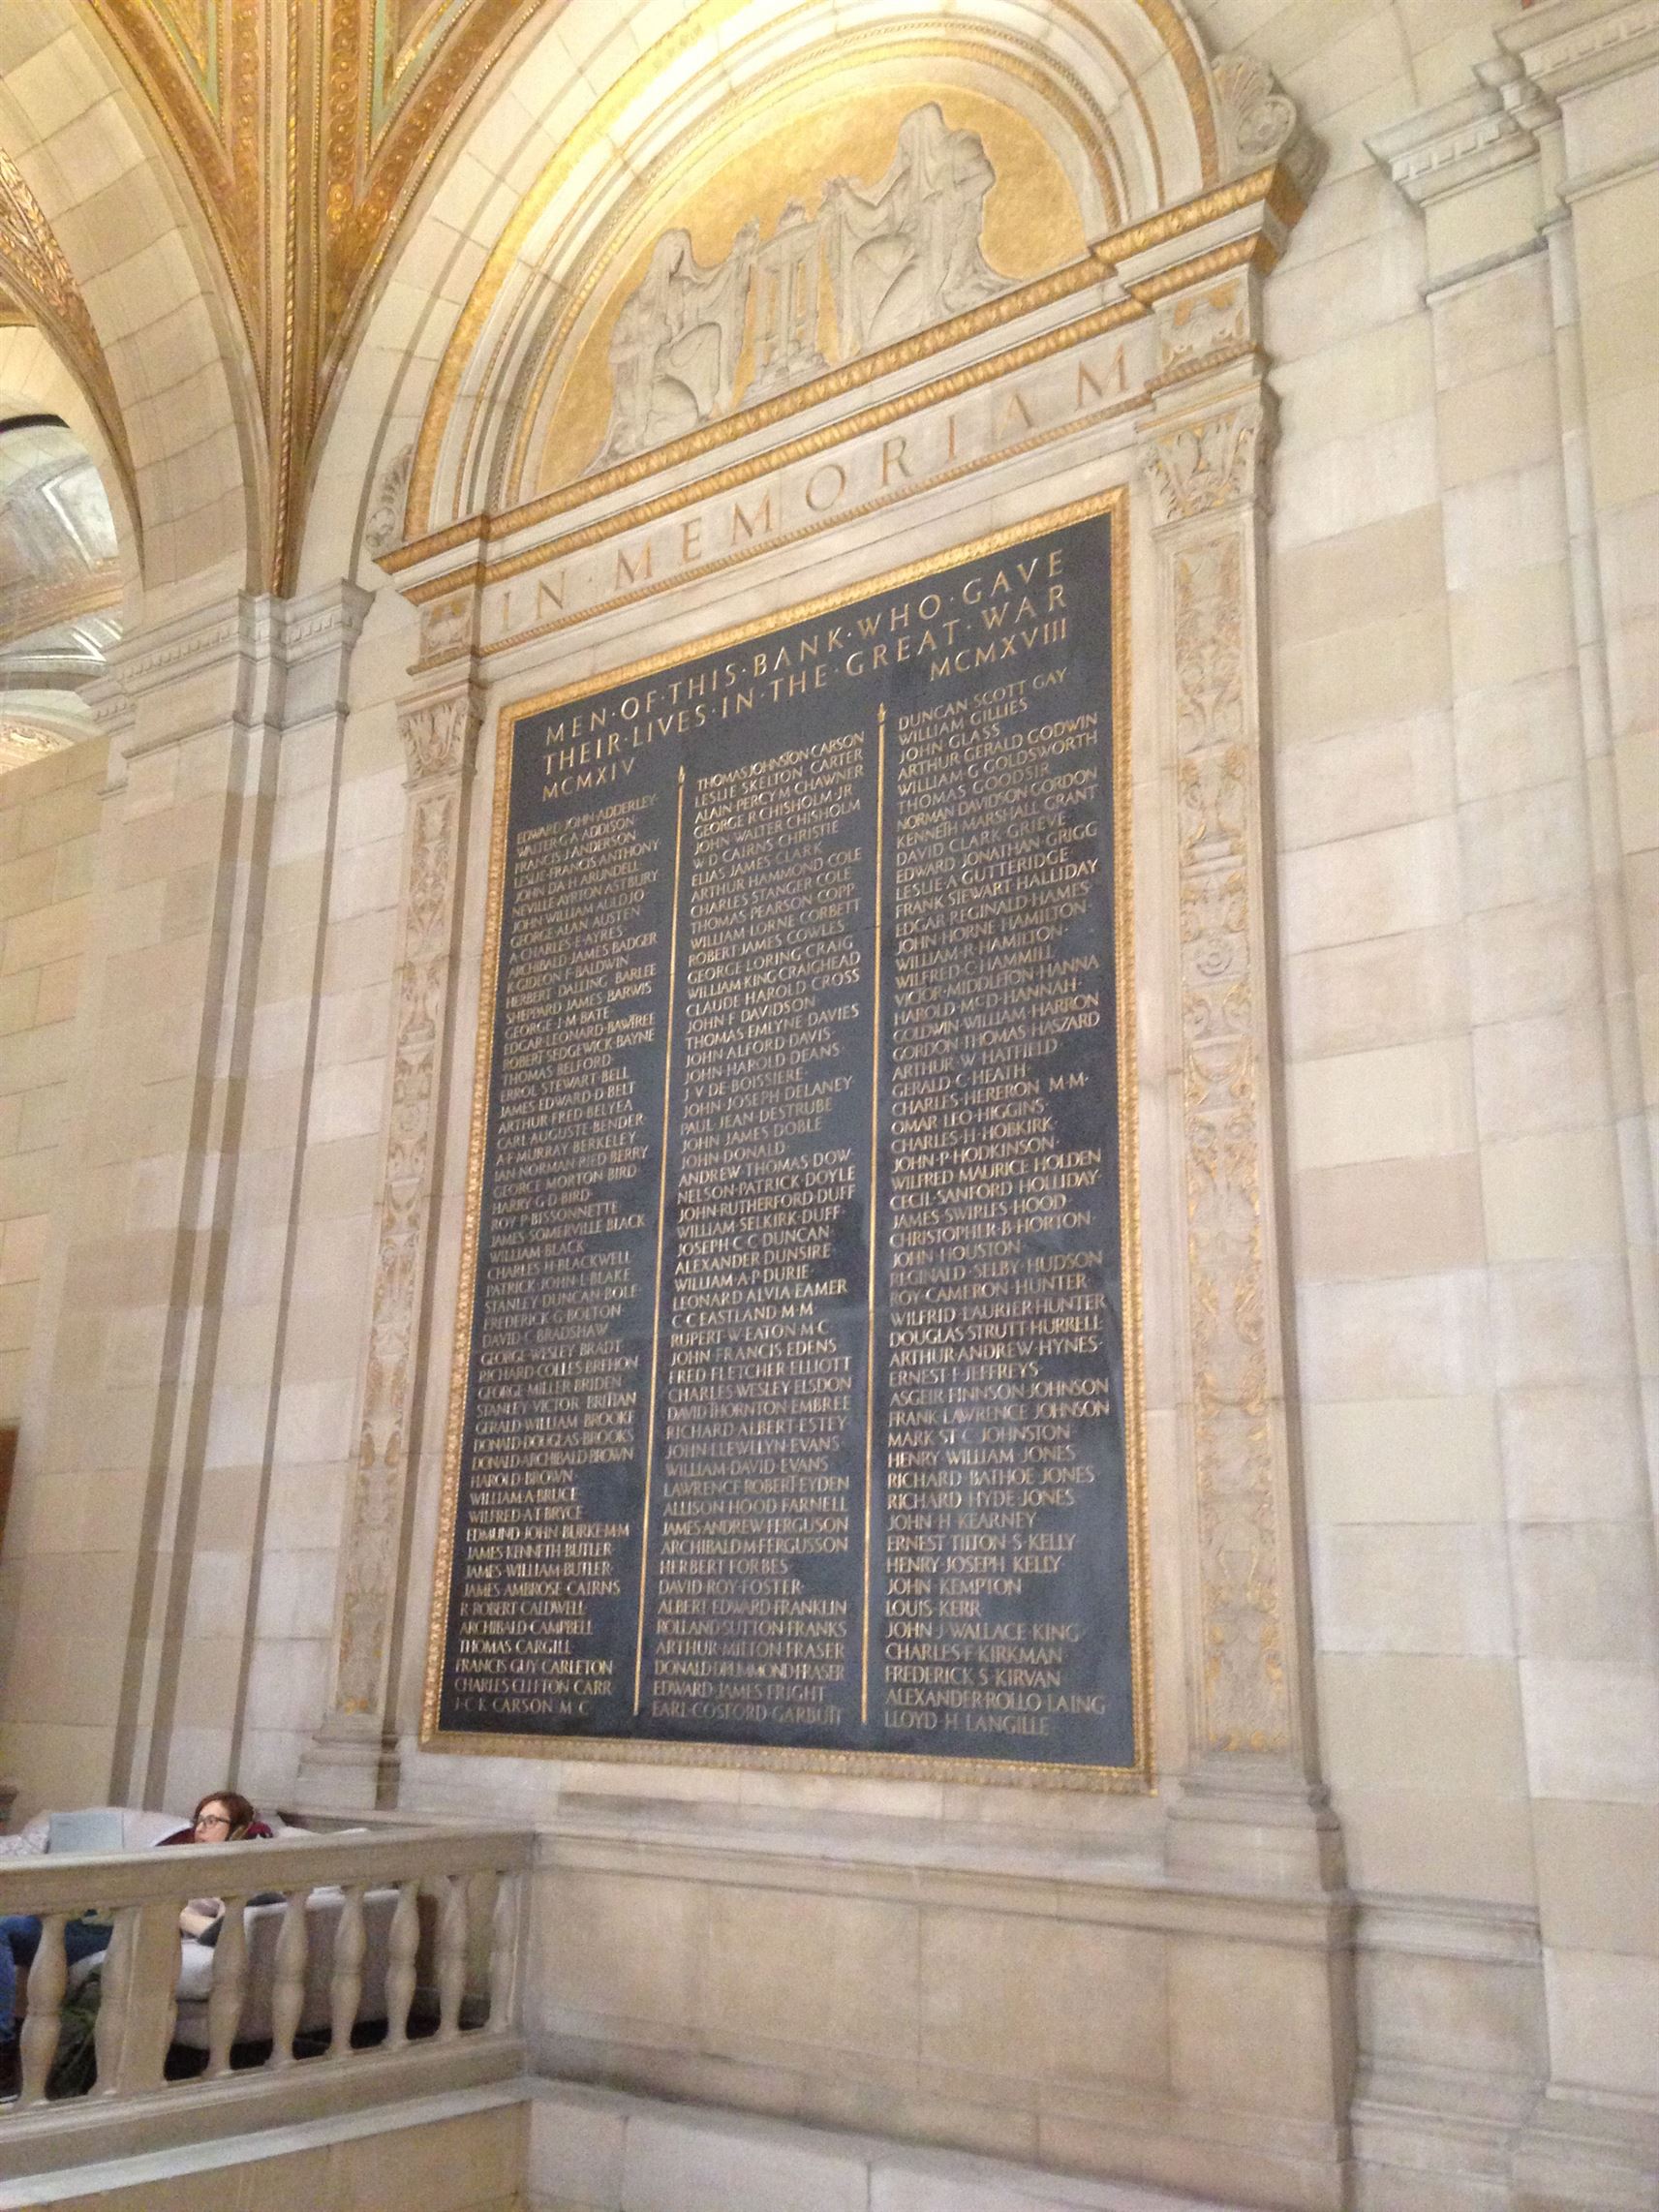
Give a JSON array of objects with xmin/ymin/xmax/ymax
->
[{"xmin": 420, "ymin": 484, "xmax": 1149, "ymax": 1793}]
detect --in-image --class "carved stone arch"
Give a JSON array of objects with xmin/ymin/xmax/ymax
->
[
  {"xmin": 394, "ymin": 0, "xmax": 1243, "ymax": 546},
  {"xmin": 0, "ymin": 3, "xmax": 262, "ymax": 600},
  {"xmin": 483, "ymin": 20, "xmax": 1125, "ymax": 519}
]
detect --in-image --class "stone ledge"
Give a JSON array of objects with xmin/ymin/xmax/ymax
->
[
  {"xmin": 525, "ymin": 2077, "xmax": 1252, "ymax": 2212},
  {"xmin": 0, "ymin": 2076, "xmax": 536, "ymax": 2209}
]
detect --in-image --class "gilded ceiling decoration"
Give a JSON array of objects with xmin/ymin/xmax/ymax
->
[
  {"xmin": 80, "ymin": 0, "xmax": 532, "ymax": 587},
  {"xmin": 0, "ymin": 2, "xmax": 1268, "ymax": 589}
]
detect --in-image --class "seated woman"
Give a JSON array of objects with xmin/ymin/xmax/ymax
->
[{"xmin": 0, "ymin": 1790, "xmax": 271, "ymax": 2074}]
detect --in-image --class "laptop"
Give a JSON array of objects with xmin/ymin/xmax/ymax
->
[{"xmin": 46, "ymin": 1809, "xmax": 126, "ymax": 1855}]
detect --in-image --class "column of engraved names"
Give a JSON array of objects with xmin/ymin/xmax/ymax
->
[
  {"xmin": 452, "ymin": 792, "xmax": 662, "ymax": 1724},
  {"xmin": 881, "ymin": 681, "xmax": 1112, "ymax": 1749},
  {"xmin": 649, "ymin": 733, "xmax": 868, "ymax": 1733}
]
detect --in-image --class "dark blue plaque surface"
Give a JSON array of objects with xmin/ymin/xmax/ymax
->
[{"xmin": 434, "ymin": 502, "xmax": 1141, "ymax": 1775}]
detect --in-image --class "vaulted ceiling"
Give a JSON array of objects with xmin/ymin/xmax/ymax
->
[{"xmin": 81, "ymin": 0, "xmax": 535, "ymax": 585}]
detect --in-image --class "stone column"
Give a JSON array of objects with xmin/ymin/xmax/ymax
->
[
  {"xmin": 299, "ymin": 675, "xmax": 481, "ymax": 1808},
  {"xmin": 151, "ymin": 582, "xmax": 371, "ymax": 1812},
  {"xmin": 0, "ymin": 588, "xmax": 369, "ymax": 1811},
  {"xmin": 1125, "ymin": 241, "xmax": 1339, "ymax": 1891}
]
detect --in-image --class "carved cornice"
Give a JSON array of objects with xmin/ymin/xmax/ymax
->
[
  {"xmin": 1369, "ymin": 66, "xmax": 1554, "ymax": 208},
  {"xmin": 282, "ymin": 576, "xmax": 375, "ymax": 661},
  {"xmin": 115, "ymin": 600, "xmax": 248, "ymax": 696},
  {"xmin": 1499, "ymin": 0, "xmax": 1659, "ymax": 99},
  {"xmin": 0, "ymin": 564, "xmax": 124, "ymax": 649},
  {"xmin": 110, "ymin": 583, "xmax": 371, "ymax": 730}
]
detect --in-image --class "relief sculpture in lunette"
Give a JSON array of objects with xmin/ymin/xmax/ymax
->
[{"xmin": 590, "ymin": 102, "xmax": 1013, "ymax": 470}]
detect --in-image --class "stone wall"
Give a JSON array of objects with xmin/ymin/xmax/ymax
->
[{"xmin": 0, "ymin": 3, "xmax": 1653, "ymax": 2209}]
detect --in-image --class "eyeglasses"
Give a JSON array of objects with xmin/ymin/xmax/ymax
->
[{"xmin": 195, "ymin": 1813, "xmax": 232, "ymax": 1831}]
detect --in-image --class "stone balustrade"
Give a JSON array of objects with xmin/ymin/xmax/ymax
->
[{"xmin": 0, "ymin": 1820, "xmax": 534, "ymax": 2180}]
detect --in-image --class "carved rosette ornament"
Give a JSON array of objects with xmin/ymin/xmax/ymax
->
[
  {"xmin": 331, "ymin": 685, "xmax": 480, "ymax": 1728},
  {"xmin": 1143, "ymin": 376, "xmax": 1297, "ymax": 1763}
]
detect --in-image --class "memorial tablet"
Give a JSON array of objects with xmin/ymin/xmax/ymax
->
[{"xmin": 427, "ymin": 494, "xmax": 1146, "ymax": 1781}]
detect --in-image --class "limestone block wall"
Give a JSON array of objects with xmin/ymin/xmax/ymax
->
[
  {"xmin": 0, "ymin": 740, "xmax": 106, "ymax": 1421},
  {"xmin": 0, "ymin": 1, "xmax": 1651, "ymax": 2208}
]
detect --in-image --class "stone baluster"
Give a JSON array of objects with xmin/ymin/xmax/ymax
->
[
  {"xmin": 104, "ymin": 1899, "xmax": 181, "ymax": 2094},
  {"xmin": 329, "ymin": 1883, "xmax": 366, "ymax": 2055},
  {"xmin": 92, "ymin": 1906, "xmax": 134, "ymax": 2095},
  {"xmin": 488, "ymin": 1869, "xmax": 517, "ymax": 2033},
  {"xmin": 268, "ymin": 1891, "xmax": 309, "ymax": 2067},
  {"xmin": 301, "ymin": 674, "xmax": 483, "ymax": 1811},
  {"xmin": 204, "ymin": 1896, "xmax": 248, "ymax": 2077},
  {"xmin": 436, "ymin": 1874, "xmax": 468, "ymax": 2039},
  {"xmin": 384, "ymin": 1877, "xmax": 419, "ymax": 2048},
  {"xmin": 15, "ymin": 1909, "xmax": 67, "ymax": 2105}
]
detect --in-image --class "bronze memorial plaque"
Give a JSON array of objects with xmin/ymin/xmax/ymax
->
[{"xmin": 426, "ymin": 493, "xmax": 1147, "ymax": 1784}]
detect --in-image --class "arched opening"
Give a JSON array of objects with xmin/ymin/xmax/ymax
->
[{"xmin": 0, "ymin": 412, "xmax": 120, "ymax": 769}]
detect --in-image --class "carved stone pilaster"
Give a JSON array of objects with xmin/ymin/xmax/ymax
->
[
  {"xmin": 302, "ymin": 678, "xmax": 481, "ymax": 1807},
  {"xmin": 1139, "ymin": 294, "xmax": 1335, "ymax": 1884}
]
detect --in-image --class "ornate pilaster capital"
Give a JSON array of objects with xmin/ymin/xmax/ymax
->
[
  {"xmin": 1140, "ymin": 386, "xmax": 1275, "ymax": 530},
  {"xmin": 397, "ymin": 684, "xmax": 482, "ymax": 787}
]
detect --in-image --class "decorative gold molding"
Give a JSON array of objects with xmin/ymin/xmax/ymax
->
[
  {"xmin": 85, "ymin": 1, "xmax": 262, "ymax": 358},
  {"xmin": 387, "ymin": 160, "xmax": 1298, "ymax": 584},
  {"xmin": 420, "ymin": 487, "xmax": 1149, "ymax": 1792},
  {"xmin": 84, "ymin": 0, "xmax": 529, "ymax": 590},
  {"xmin": 1094, "ymin": 161, "xmax": 1307, "ymax": 270},
  {"xmin": 391, "ymin": 263, "xmax": 1109, "ymax": 579},
  {"xmin": 401, "ymin": 297, "xmax": 1143, "ymax": 615}
]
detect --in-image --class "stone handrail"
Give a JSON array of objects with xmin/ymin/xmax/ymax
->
[{"xmin": 0, "ymin": 1821, "xmax": 533, "ymax": 2180}]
